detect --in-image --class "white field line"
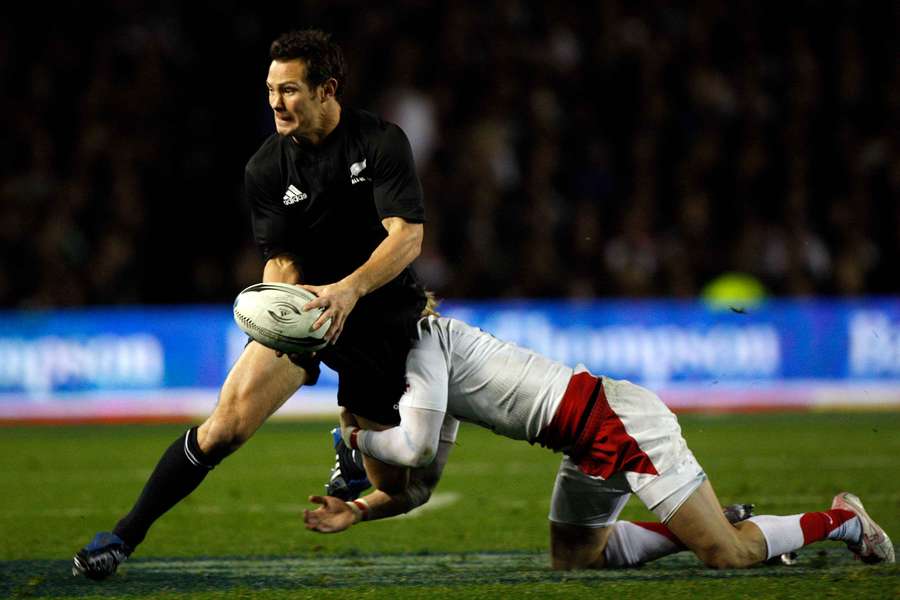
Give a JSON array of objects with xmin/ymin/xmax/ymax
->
[{"xmin": 396, "ymin": 491, "xmax": 461, "ymax": 519}]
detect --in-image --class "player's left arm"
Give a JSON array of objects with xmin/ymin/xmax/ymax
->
[
  {"xmin": 301, "ymin": 217, "xmax": 422, "ymax": 344},
  {"xmin": 303, "ymin": 436, "xmax": 452, "ymax": 533},
  {"xmin": 301, "ymin": 122, "xmax": 425, "ymax": 344}
]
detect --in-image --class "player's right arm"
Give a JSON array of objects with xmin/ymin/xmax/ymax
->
[
  {"xmin": 262, "ymin": 253, "xmax": 302, "ymax": 284},
  {"xmin": 246, "ymin": 157, "xmax": 301, "ymax": 284},
  {"xmin": 247, "ymin": 162, "xmax": 323, "ymax": 386}
]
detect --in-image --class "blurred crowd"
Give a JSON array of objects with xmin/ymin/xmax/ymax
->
[{"xmin": 1, "ymin": 0, "xmax": 898, "ymax": 307}]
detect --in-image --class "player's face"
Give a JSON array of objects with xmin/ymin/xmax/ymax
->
[{"xmin": 266, "ymin": 59, "xmax": 323, "ymax": 139}]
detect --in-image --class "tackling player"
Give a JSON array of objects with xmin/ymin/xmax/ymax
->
[
  {"xmin": 74, "ymin": 29, "xmax": 431, "ymax": 579},
  {"xmin": 304, "ymin": 316, "xmax": 895, "ymax": 569},
  {"xmin": 321, "ymin": 425, "xmax": 781, "ymax": 567}
]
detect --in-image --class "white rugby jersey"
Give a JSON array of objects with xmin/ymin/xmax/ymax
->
[{"xmin": 401, "ymin": 316, "xmax": 574, "ymax": 442}]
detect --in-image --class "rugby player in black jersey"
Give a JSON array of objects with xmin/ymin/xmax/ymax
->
[{"xmin": 73, "ymin": 29, "xmax": 431, "ymax": 580}]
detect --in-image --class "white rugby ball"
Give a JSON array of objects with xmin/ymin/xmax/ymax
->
[{"xmin": 233, "ymin": 283, "xmax": 331, "ymax": 354}]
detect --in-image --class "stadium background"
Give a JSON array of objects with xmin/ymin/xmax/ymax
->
[{"xmin": 1, "ymin": 1, "xmax": 898, "ymax": 306}]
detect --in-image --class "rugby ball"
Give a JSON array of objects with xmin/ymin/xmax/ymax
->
[{"xmin": 233, "ymin": 283, "xmax": 331, "ymax": 353}]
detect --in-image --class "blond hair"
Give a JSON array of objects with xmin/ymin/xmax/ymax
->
[{"xmin": 421, "ymin": 290, "xmax": 441, "ymax": 317}]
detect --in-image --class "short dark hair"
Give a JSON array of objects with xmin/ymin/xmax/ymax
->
[{"xmin": 270, "ymin": 30, "xmax": 347, "ymax": 98}]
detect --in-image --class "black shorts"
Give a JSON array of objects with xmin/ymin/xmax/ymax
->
[
  {"xmin": 317, "ymin": 300, "xmax": 424, "ymax": 426},
  {"xmin": 244, "ymin": 299, "xmax": 420, "ymax": 424}
]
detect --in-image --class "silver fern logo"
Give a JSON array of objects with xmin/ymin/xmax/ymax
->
[{"xmin": 350, "ymin": 159, "xmax": 370, "ymax": 184}]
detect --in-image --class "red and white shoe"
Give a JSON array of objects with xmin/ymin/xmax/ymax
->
[{"xmin": 831, "ymin": 492, "xmax": 895, "ymax": 564}]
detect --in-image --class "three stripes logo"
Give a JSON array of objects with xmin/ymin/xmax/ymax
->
[{"xmin": 282, "ymin": 184, "xmax": 308, "ymax": 206}]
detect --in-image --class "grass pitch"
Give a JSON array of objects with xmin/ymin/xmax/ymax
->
[{"xmin": 1, "ymin": 413, "xmax": 898, "ymax": 598}]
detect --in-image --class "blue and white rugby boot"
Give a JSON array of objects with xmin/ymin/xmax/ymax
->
[
  {"xmin": 325, "ymin": 427, "xmax": 371, "ymax": 501},
  {"xmin": 72, "ymin": 532, "xmax": 132, "ymax": 580}
]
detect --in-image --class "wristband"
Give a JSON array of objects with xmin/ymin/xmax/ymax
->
[
  {"xmin": 340, "ymin": 425, "xmax": 360, "ymax": 449},
  {"xmin": 346, "ymin": 498, "xmax": 370, "ymax": 523}
]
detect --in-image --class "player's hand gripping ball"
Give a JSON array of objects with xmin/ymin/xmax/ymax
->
[{"xmin": 233, "ymin": 283, "xmax": 332, "ymax": 353}]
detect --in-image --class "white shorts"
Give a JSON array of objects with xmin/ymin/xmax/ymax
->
[{"xmin": 548, "ymin": 377, "xmax": 706, "ymax": 526}]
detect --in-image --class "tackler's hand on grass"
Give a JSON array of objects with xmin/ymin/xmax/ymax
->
[
  {"xmin": 304, "ymin": 495, "xmax": 357, "ymax": 533},
  {"xmin": 300, "ymin": 279, "xmax": 361, "ymax": 344}
]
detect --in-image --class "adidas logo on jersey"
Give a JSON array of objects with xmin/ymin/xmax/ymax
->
[
  {"xmin": 350, "ymin": 159, "xmax": 371, "ymax": 185},
  {"xmin": 282, "ymin": 184, "xmax": 308, "ymax": 205}
]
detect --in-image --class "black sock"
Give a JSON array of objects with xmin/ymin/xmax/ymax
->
[{"xmin": 113, "ymin": 427, "xmax": 219, "ymax": 549}]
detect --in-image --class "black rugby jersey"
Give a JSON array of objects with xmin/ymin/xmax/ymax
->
[
  {"xmin": 245, "ymin": 108, "xmax": 425, "ymax": 303},
  {"xmin": 243, "ymin": 108, "xmax": 426, "ymax": 424}
]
